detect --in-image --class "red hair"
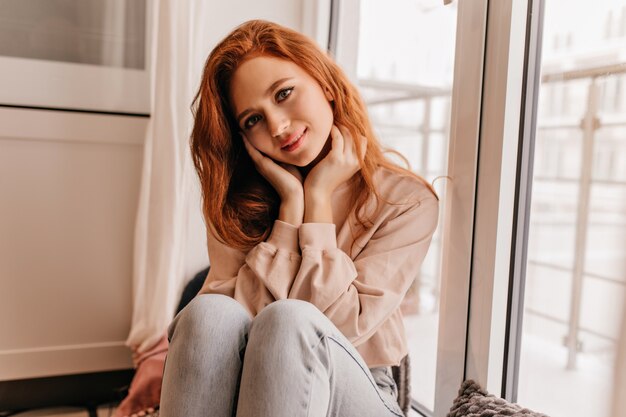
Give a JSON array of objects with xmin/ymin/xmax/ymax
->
[{"xmin": 190, "ymin": 19, "xmax": 437, "ymax": 250}]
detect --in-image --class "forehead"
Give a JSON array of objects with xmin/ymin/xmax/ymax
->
[{"xmin": 229, "ymin": 56, "xmax": 309, "ymax": 110}]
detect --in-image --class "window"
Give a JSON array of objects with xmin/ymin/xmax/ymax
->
[
  {"xmin": 332, "ymin": 0, "xmax": 484, "ymax": 415},
  {"xmin": 0, "ymin": 0, "xmax": 150, "ymax": 114},
  {"xmin": 0, "ymin": 0, "xmax": 146, "ymax": 69},
  {"xmin": 333, "ymin": 1, "xmax": 625, "ymax": 416},
  {"xmin": 517, "ymin": 1, "xmax": 626, "ymax": 415},
  {"xmin": 354, "ymin": 0, "xmax": 456, "ymax": 412}
]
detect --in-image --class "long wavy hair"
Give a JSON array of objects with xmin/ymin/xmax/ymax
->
[{"xmin": 190, "ymin": 19, "xmax": 437, "ymax": 251}]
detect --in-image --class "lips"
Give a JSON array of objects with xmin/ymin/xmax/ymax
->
[{"xmin": 281, "ymin": 128, "xmax": 306, "ymax": 149}]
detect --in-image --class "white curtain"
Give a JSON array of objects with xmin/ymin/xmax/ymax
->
[
  {"xmin": 613, "ymin": 305, "xmax": 626, "ymax": 417},
  {"xmin": 125, "ymin": 0, "xmax": 210, "ymax": 355}
]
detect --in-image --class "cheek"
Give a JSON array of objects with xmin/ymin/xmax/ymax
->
[
  {"xmin": 247, "ymin": 134, "xmax": 271, "ymax": 153},
  {"xmin": 299, "ymin": 88, "xmax": 334, "ymax": 127},
  {"xmin": 318, "ymin": 101, "xmax": 334, "ymax": 136},
  {"xmin": 302, "ymin": 96, "xmax": 333, "ymax": 127}
]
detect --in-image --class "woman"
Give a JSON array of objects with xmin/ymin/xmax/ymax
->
[{"xmin": 159, "ymin": 19, "xmax": 439, "ymax": 417}]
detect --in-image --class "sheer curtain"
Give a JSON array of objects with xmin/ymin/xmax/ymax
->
[
  {"xmin": 125, "ymin": 0, "xmax": 210, "ymax": 355},
  {"xmin": 613, "ymin": 311, "xmax": 626, "ymax": 416}
]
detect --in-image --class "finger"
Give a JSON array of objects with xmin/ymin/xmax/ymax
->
[
  {"xmin": 346, "ymin": 131, "xmax": 365, "ymax": 161},
  {"xmin": 337, "ymin": 125, "xmax": 352, "ymax": 154},
  {"xmin": 338, "ymin": 125, "xmax": 360, "ymax": 163},
  {"xmin": 278, "ymin": 162, "xmax": 295, "ymax": 174},
  {"xmin": 280, "ymin": 163, "xmax": 304, "ymax": 183},
  {"xmin": 357, "ymin": 135, "xmax": 367, "ymax": 161},
  {"xmin": 330, "ymin": 125, "xmax": 344, "ymax": 156}
]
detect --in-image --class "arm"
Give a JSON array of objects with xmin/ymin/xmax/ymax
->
[
  {"xmin": 296, "ymin": 124, "xmax": 440, "ymax": 345},
  {"xmin": 199, "ymin": 219, "xmax": 302, "ymax": 315},
  {"xmin": 242, "ymin": 134, "xmax": 305, "ymax": 227},
  {"xmin": 200, "ymin": 135, "xmax": 307, "ymax": 313},
  {"xmin": 303, "ymin": 124, "xmax": 363, "ymax": 225},
  {"xmin": 289, "ymin": 193, "xmax": 439, "ymax": 346},
  {"xmin": 303, "ymin": 188, "xmax": 333, "ymax": 223}
]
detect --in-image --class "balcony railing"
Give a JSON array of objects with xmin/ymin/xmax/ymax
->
[{"xmin": 358, "ymin": 61, "xmax": 626, "ymax": 371}]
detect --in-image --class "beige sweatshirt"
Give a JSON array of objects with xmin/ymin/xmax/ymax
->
[{"xmin": 199, "ymin": 167, "xmax": 439, "ymax": 368}]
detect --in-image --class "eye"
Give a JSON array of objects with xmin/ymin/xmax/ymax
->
[
  {"xmin": 244, "ymin": 114, "xmax": 262, "ymax": 129},
  {"xmin": 276, "ymin": 87, "xmax": 294, "ymax": 102}
]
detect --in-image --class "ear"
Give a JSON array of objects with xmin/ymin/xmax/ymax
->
[{"xmin": 324, "ymin": 87, "xmax": 334, "ymax": 102}]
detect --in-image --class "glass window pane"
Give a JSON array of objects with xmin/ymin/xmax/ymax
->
[
  {"xmin": 356, "ymin": 0, "xmax": 457, "ymax": 412},
  {"xmin": 519, "ymin": 1, "xmax": 626, "ymax": 416},
  {"xmin": 0, "ymin": 0, "xmax": 146, "ymax": 69}
]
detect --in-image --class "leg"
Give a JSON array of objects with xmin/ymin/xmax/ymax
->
[
  {"xmin": 235, "ymin": 299, "xmax": 404, "ymax": 417},
  {"xmin": 159, "ymin": 294, "xmax": 252, "ymax": 417}
]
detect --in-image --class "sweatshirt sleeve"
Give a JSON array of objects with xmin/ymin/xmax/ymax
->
[
  {"xmin": 288, "ymin": 194, "xmax": 439, "ymax": 346},
  {"xmin": 199, "ymin": 219, "xmax": 302, "ymax": 315}
]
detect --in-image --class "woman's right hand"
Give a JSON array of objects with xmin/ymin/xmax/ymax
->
[{"xmin": 242, "ymin": 135, "xmax": 304, "ymax": 226}]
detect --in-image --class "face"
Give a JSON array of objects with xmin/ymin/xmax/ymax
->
[{"xmin": 229, "ymin": 55, "xmax": 334, "ymax": 167}]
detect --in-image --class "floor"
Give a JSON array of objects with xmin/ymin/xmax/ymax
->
[
  {"xmin": 12, "ymin": 405, "xmax": 419, "ymax": 417},
  {"xmin": 9, "ymin": 406, "xmax": 117, "ymax": 417}
]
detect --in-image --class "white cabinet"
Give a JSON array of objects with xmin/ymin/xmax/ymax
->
[
  {"xmin": 0, "ymin": 0, "xmax": 151, "ymax": 114},
  {"xmin": 0, "ymin": 107, "xmax": 146, "ymax": 380}
]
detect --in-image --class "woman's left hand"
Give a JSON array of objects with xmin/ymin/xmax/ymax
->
[{"xmin": 304, "ymin": 124, "xmax": 366, "ymax": 197}]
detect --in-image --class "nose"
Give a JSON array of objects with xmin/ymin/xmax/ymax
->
[{"xmin": 266, "ymin": 109, "xmax": 290, "ymax": 138}]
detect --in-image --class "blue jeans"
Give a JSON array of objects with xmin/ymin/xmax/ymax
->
[{"xmin": 159, "ymin": 294, "xmax": 405, "ymax": 417}]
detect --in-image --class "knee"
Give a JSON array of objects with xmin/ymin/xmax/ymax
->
[
  {"xmin": 250, "ymin": 299, "xmax": 325, "ymax": 341},
  {"xmin": 168, "ymin": 294, "xmax": 251, "ymax": 342}
]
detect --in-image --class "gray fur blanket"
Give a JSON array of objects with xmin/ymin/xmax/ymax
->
[{"xmin": 447, "ymin": 380, "xmax": 550, "ymax": 417}]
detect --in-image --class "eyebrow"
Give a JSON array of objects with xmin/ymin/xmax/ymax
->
[{"xmin": 235, "ymin": 77, "xmax": 294, "ymax": 124}]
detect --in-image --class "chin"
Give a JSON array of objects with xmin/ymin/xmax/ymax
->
[
  {"xmin": 291, "ymin": 155, "xmax": 317, "ymax": 168},
  {"xmin": 290, "ymin": 142, "xmax": 328, "ymax": 167}
]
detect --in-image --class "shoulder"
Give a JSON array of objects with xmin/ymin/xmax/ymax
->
[
  {"xmin": 351, "ymin": 166, "xmax": 439, "ymax": 247},
  {"xmin": 372, "ymin": 166, "xmax": 439, "ymax": 207}
]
